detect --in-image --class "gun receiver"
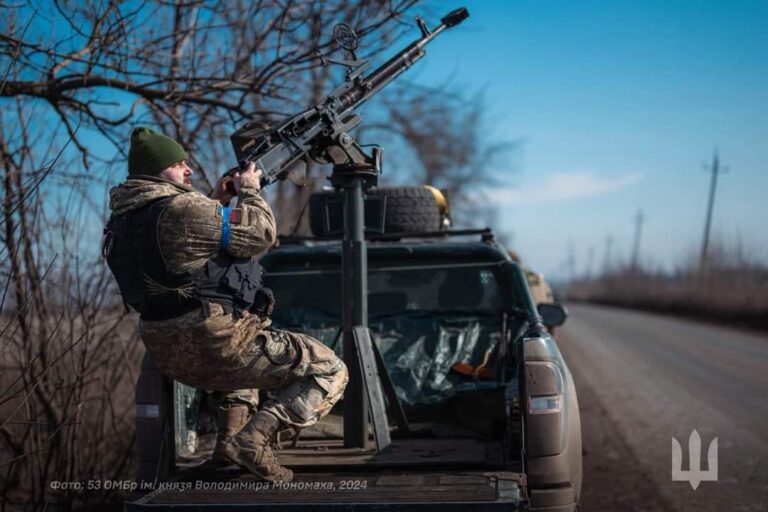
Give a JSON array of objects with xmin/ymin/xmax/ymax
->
[{"xmin": 230, "ymin": 7, "xmax": 469, "ymax": 189}]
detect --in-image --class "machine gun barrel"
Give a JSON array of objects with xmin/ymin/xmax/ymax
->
[
  {"xmin": 334, "ymin": 7, "xmax": 468, "ymax": 114},
  {"xmin": 230, "ymin": 7, "xmax": 468, "ymax": 189}
]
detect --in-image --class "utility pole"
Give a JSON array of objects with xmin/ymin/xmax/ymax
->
[
  {"xmin": 602, "ymin": 234, "xmax": 614, "ymax": 275},
  {"xmin": 585, "ymin": 246, "xmax": 595, "ymax": 280},
  {"xmin": 631, "ymin": 209, "xmax": 645, "ymax": 271},
  {"xmin": 567, "ymin": 240, "xmax": 577, "ymax": 282},
  {"xmin": 700, "ymin": 149, "xmax": 727, "ymax": 268}
]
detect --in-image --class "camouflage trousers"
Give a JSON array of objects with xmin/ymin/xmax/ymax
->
[
  {"xmin": 210, "ymin": 389, "xmax": 259, "ymax": 412},
  {"xmin": 139, "ymin": 303, "xmax": 348, "ymax": 428}
]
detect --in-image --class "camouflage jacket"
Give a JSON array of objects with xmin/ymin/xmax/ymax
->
[{"xmin": 108, "ymin": 174, "xmax": 276, "ymax": 274}]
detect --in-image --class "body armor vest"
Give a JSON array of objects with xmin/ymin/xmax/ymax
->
[{"xmin": 103, "ymin": 197, "xmax": 269, "ymax": 321}]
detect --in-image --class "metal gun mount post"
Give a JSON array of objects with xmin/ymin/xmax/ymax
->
[{"xmin": 330, "ymin": 160, "xmax": 391, "ymax": 452}]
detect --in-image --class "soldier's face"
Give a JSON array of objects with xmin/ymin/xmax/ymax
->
[{"xmin": 160, "ymin": 160, "xmax": 193, "ymax": 186}]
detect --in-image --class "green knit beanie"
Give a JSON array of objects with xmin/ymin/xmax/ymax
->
[{"xmin": 127, "ymin": 127, "xmax": 188, "ymax": 176}]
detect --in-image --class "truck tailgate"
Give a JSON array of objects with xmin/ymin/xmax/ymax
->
[{"xmin": 125, "ymin": 471, "xmax": 527, "ymax": 511}]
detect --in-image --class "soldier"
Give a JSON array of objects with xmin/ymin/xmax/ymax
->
[{"xmin": 103, "ymin": 127, "xmax": 348, "ymax": 482}]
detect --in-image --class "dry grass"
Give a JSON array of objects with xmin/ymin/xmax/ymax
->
[
  {"xmin": 565, "ymin": 246, "xmax": 768, "ymax": 330},
  {"xmin": 0, "ymin": 295, "xmax": 142, "ymax": 510}
]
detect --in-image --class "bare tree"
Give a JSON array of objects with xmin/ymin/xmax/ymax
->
[
  {"xmin": 0, "ymin": 0, "xmax": 415, "ymax": 188},
  {"xmin": 0, "ymin": 97, "xmax": 139, "ymax": 510},
  {"xmin": 370, "ymin": 83, "xmax": 517, "ymax": 227}
]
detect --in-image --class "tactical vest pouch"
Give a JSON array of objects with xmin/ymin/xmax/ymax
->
[{"xmin": 195, "ymin": 254, "xmax": 267, "ymax": 317}]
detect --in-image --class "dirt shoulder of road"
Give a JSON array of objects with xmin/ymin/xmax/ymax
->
[
  {"xmin": 560, "ymin": 342, "xmax": 675, "ymax": 512},
  {"xmin": 562, "ymin": 264, "xmax": 768, "ymax": 332},
  {"xmin": 567, "ymin": 297, "xmax": 768, "ymax": 333},
  {"xmin": 558, "ymin": 303, "xmax": 768, "ymax": 511}
]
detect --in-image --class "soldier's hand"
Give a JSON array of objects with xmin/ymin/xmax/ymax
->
[
  {"xmin": 211, "ymin": 174, "xmax": 236, "ymax": 205},
  {"xmin": 233, "ymin": 162, "xmax": 263, "ymax": 195}
]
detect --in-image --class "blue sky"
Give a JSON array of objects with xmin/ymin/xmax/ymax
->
[{"xmin": 409, "ymin": 0, "xmax": 768, "ymax": 278}]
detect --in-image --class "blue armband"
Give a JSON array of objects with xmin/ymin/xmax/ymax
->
[{"xmin": 220, "ymin": 206, "xmax": 232, "ymax": 250}]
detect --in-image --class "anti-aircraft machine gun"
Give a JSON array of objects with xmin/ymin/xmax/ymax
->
[
  {"xmin": 229, "ymin": 7, "xmax": 469, "ymax": 187},
  {"xmin": 229, "ymin": 7, "xmax": 470, "ymax": 452}
]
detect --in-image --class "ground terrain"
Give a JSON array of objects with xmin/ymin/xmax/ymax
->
[{"xmin": 559, "ymin": 303, "xmax": 768, "ymax": 511}]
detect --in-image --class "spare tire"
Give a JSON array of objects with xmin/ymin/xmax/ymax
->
[
  {"xmin": 370, "ymin": 186, "xmax": 442, "ymax": 233},
  {"xmin": 308, "ymin": 186, "xmax": 442, "ymax": 236}
]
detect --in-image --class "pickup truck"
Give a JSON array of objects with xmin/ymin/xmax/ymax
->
[{"xmin": 127, "ymin": 213, "xmax": 581, "ymax": 511}]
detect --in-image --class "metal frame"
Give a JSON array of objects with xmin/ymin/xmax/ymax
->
[
  {"xmin": 278, "ymin": 227, "xmax": 496, "ymax": 245},
  {"xmin": 330, "ymin": 163, "xmax": 392, "ymax": 451}
]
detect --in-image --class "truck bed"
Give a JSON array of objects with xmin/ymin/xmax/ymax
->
[
  {"xmin": 280, "ymin": 437, "xmax": 506, "ymax": 470},
  {"xmin": 125, "ymin": 470, "xmax": 527, "ymax": 511},
  {"xmin": 126, "ymin": 436, "xmax": 527, "ymax": 510}
]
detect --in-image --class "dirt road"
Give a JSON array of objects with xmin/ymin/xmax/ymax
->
[{"xmin": 557, "ymin": 303, "xmax": 768, "ymax": 511}]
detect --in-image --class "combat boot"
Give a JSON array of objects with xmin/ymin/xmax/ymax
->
[
  {"xmin": 211, "ymin": 404, "xmax": 251, "ymax": 464},
  {"xmin": 220, "ymin": 411, "xmax": 293, "ymax": 483}
]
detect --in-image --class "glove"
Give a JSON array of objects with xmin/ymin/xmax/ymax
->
[{"xmin": 251, "ymin": 288, "xmax": 275, "ymax": 318}]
